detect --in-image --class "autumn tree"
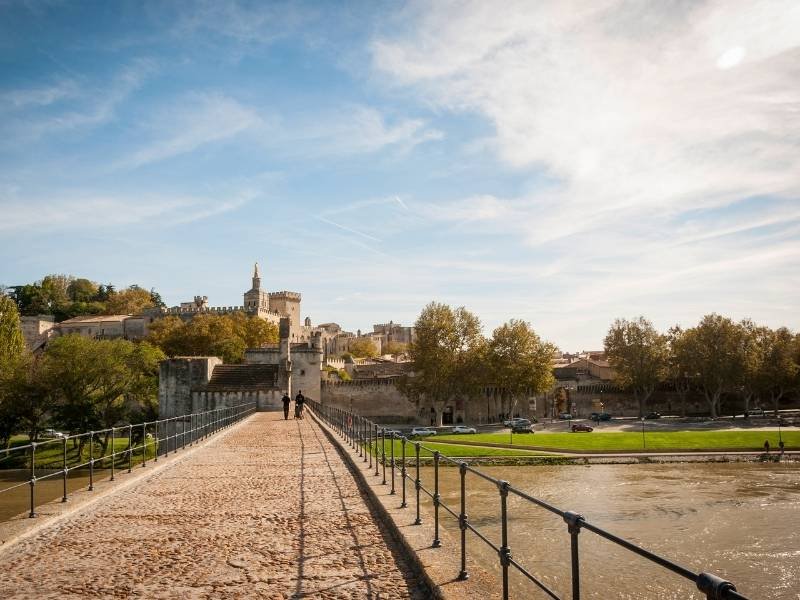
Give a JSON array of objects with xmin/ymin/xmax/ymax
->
[
  {"xmin": 146, "ymin": 313, "xmax": 277, "ymax": 363},
  {"xmin": 604, "ymin": 317, "xmax": 669, "ymax": 417},
  {"xmin": 667, "ymin": 326, "xmax": 693, "ymax": 417},
  {"xmin": 407, "ymin": 302, "xmax": 486, "ymax": 426},
  {"xmin": 488, "ymin": 319, "xmax": 555, "ymax": 419},
  {"xmin": 105, "ymin": 285, "xmax": 155, "ymax": 314},
  {"xmin": 752, "ymin": 327, "xmax": 799, "ymax": 415},
  {"xmin": 348, "ymin": 338, "xmax": 379, "ymax": 358},
  {"xmin": 680, "ymin": 314, "xmax": 743, "ymax": 419},
  {"xmin": 383, "ymin": 342, "xmax": 408, "ymax": 357},
  {"xmin": 0, "ymin": 294, "xmax": 25, "ymax": 368}
]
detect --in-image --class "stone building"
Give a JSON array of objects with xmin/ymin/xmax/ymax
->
[
  {"xmin": 145, "ymin": 263, "xmax": 309, "ymax": 341},
  {"xmin": 20, "ymin": 315, "xmax": 56, "ymax": 352},
  {"xmin": 159, "ymin": 318, "xmax": 323, "ymax": 417}
]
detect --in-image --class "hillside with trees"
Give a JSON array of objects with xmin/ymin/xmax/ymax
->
[{"xmin": 5, "ymin": 274, "xmax": 164, "ymax": 321}]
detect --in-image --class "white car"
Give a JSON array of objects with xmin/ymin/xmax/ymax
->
[
  {"xmin": 410, "ymin": 427, "xmax": 437, "ymax": 437},
  {"xmin": 452, "ymin": 426, "xmax": 477, "ymax": 434},
  {"xmin": 42, "ymin": 428, "xmax": 67, "ymax": 439},
  {"xmin": 382, "ymin": 429, "xmax": 403, "ymax": 437}
]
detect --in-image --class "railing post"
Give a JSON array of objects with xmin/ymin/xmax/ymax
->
[
  {"xmin": 432, "ymin": 450, "xmax": 441, "ymax": 547},
  {"xmin": 381, "ymin": 428, "xmax": 387, "ymax": 485},
  {"xmin": 400, "ymin": 437, "xmax": 407, "ymax": 508},
  {"xmin": 142, "ymin": 423, "xmax": 147, "ymax": 467},
  {"xmin": 154, "ymin": 421, "xmax": 158, "ymax": 462},
  {"xmin": 414, "ymin": 442, "xmax": 422, "ymax": 525},
  {"xmin": 88, "ymin": 431, "xmax": 94, "ymax": 491},
  {"xmin": 368, "ymin": 422, "xmax": 373, "ymax": 469},
  {"xmin": 390, "ymin": 432, "xmax": 396, "ymax": 495},
  {"xmin": 564, "ymin": 511, "xmax": 584, "ymax": 600},
  {"xmin": 128, "ymin": 424, "xmax": 133, "ymax": 473},
  {"xmin": 458, "ymin": 462, "xmax": 469, "ymax": 580},
  {"xmin": 362, "ymin": 418, "xmax": 368, "ymax": 463},
  {"xmin": 374, "ymin": 425, "xmax": 379, "ymax": 477},
  {"xmin": 29, "ymin": 442, "xmax": 36, "ymax": 518},
  {"xmin": 62, "ymin": 436, "xmax": 68, "ymax": 502},
  {"xmin": 499, "ymin": 480, "xmax": 511, "ymax": 600},
  {"xmin": 110, "ymin": 427, "xmax": 116, "ymax": 480}
]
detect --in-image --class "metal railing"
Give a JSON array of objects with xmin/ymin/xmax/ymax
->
[
  {"xmin": 308, "ymin": 400, "xmax": 749, "ymax": 600},
  {"xmin": 0, "ymin": 403, "xmax": 256, "ymax": 519}
]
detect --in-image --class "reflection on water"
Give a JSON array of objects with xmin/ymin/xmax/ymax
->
[
  {"xmin": 0, "ymin": 470, "xmax": 108, "ymax": 522},
  {"xmin": 419, "ymin": 463, "xmax": 800, "ymax": 599}
]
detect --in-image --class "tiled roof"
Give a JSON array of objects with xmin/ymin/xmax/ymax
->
[
  {"xmin": 199, "ymin": 364, "xmax": 280, "ymax": 391},
  {"xmin": 59, "ymin": 315, "xmax": 132, "ymax": 324}
]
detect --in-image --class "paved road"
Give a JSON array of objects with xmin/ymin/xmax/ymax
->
[{"xmin": 0, "ymin": 413, "xmax": 427, "ymax": 599}]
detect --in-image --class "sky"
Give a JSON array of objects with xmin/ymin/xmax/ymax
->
[{"xmin": 1, "ymin": 0, "xmax": 799, "ymax": 350}]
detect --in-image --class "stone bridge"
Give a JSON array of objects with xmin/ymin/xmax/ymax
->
[{"xmin": 0, "ymin": 413, "xmax": 431, "ymax": 599}]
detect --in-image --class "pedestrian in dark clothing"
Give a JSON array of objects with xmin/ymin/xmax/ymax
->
[
  {"xmin": 295, "ymin": 391, "xmax": 305, "ymax": 419},
  {"xmin": 764, "ymin": 440, "xmax": 770, "ymax": 454},
  {"xmin": 282, "ymin": 393, "xmax": 291, "ymax": 420}
]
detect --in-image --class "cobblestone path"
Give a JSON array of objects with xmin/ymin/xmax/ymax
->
[{"xmin": 0, "ymin": 413, "xmax": 428, "ymax": 599}]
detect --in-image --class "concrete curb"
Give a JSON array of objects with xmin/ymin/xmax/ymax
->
[
  {"xmin": 0, "ymin": 415, "xmax": 252, "ymax": 555},
  {"xmin": 309, "ymin": 410, "xmax": 502, "ymax": 600}
]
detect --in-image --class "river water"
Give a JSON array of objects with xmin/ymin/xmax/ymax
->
[
  {"xmin": 418, "ymin": 463, "xmax": 799, "ymax": 599},
  {"xmin": 0, "ymin": 470, "xmax": 103, "ymax": 522}
]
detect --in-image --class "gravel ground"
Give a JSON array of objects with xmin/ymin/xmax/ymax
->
[{"xmin": 0, "ymin": 412, "xmax": 428, "ymax": 599}]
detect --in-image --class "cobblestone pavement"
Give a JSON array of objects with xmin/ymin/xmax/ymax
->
[{"xmin": 0, "ymin": 413, "xmax": 428, "ymax": 599}]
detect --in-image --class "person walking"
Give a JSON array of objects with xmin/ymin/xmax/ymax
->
[
  {"xmin": 282, "ymin": 392, "xmax": 291, "ymax": 420},
  {"xmin": 295, "ymin": 390, "xmax": 305, "ymax": 419}
]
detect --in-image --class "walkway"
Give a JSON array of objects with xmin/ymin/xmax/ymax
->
[{"xmin": 0, "ymin": 413, "xmax": 428, "ymax": 599}]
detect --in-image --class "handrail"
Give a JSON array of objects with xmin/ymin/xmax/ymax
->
[
  {"xmin": 0, "ymin": 402, "xmax": 256, "ymax": 519},
  {"xmin": 307, "ymin": 399, "xmax": 749, "ymax": 600}
]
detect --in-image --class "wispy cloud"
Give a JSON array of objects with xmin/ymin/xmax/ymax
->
[
  {"xmin": 2, "ymin": 58, "xmax": 157, "ymax": 141},
  {"xmin": 118, "ymin": 92, "xmax": 263, "ymax": 169}
]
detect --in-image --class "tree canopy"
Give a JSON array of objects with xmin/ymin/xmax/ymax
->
[
  {"xmin": 146, "ymin": 312, "xmax": 279, "ymax": 363},
  {"xmin": 7, "ymin": 274, "xmax": 163, "ymax": 321},
  {"xmin": 348, "ymin": 338, "xmax": 379, "ymax": 358},
  {"xmin": 604, "ymin": 316, "xmax": 669, "ymax": 417}
]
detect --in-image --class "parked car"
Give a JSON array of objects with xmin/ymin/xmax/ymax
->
[
  {"xmin": 383, "ymin": 429, "xmax": 404, "ymax": 437},
  {"xmin": 42, "ymin": 428, "xmax": 67, "ymax": 439},
  {"xmin": 747, "ymin": 407, "xmax": 764, "ymax": 417},
  {"xmin": 410, "ymin": 427, "xmax": 437, "ymax": 437},
  {"xmin": 571, "ymin": 423, "xmax": 594, "ymax": 432},
  {"xmin": 645, "ymin": 412, "xmax": 661, "ymax": 420},
  {"xmin": 452, "ymin": 426, "xmax": 477, "ymax": 434},
  {"xmin": 511, "ymin": 423, "xmax": 534, "ymax": 433},
  {"xmin": 558, "ymin": 413, "xmax": 573, "ymax": 420},
  {"xmin": 503, "ymin": 418, "xmax": 525, "ymax": 427}
]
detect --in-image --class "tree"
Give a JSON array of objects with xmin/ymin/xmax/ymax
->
[
  {"xmin": 348, "ymin": 338, "xmax": 379, "ymax": 358},
  {"xmin": 753, "ymin": 327, "xmax": 799, "ymax": 415},
  {"xmin": 384, "ymin": 342, "xmax": 408, "ymax": 358},
  {"xmin": 146, "ymin": 312, "xmax": 277, "ymax": 363},
  {"xmin": 680, "ymin": 314, "xmax": 743, "ymax": 419},
  {"xmin": 105, "ymin": 285, "xmax": 155, "ymax": 315},
  {"xmin": 407, "ymin": 302, "xmax": 486, "ymax": 426},
  {"xmin": 488, "ymin": 319, "xmax": 555, "ymax": 419},
  {"xmin": 667, "ymin": 326, "xmax": 692, "ymax": 417},
  {"xmin": 0, "ymin": 294, "xmax": 25, "ymax": 369},
  {"xmin": 604, "ymin": 317, "xmax": 669, "ymax": 417},
  {"xmin": 67, "ymin": 278, "xmax": 99, "ymax": 302}
]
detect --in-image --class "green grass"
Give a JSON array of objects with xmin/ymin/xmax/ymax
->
[
  {"xmin": 365, "ymin": 439, "xmax": 553, "ymax": 458},
  {"xmin": 432, "ymin": 430, "xmax": 800, "ymax": 453},
  {"xmin": 0, "ymin": 435, "xmax": 157, "ymax": 470}
]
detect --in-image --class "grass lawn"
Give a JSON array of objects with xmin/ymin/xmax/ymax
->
[
  {"xmin": 433, "ymin": 430, "xmax": 800, "ymax": 452},
  {"xmin": 365, "ymin": 439, "xmax": 553, "ymax": 458},
  {"xmin": 0, "ymin": 435, "xmax": 157, "ymax": 470}
]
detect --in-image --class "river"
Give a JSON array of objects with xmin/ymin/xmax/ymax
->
[
  {"xmin": 417, "ymin": 463, "xmax": 799, "ymax": 599},
  {"xmin": 0, "ymin": 470, "xmax": 105, "ymax": 523}
]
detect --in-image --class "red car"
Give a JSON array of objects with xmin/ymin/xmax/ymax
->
[{"xmin": 571, "ymin": 423, "xmax": 594, "ymax": 432}]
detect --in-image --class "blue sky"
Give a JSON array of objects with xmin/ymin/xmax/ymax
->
[{"xmin": 1, "ymin": 0, "xmax": 799, "ymax": 350}]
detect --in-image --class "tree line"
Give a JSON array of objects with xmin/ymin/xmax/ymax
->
[
  {"xmin": 605, "ymin": 315, "xmax": 800, "ymax": 418},
  {"xmin": 404, "ymin": 302, "xmax": 555, "ymax": 422},
  {"xmin": 0, "ymin": 294, "xmax": 164, "ymax": 447},
  {"xmin": 0, "ymin": 295, "xmax": 280, "ymax": 445},
  {"xmin": 4, "ymin": 273, "xmax": 165, "ymax": 321}
]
